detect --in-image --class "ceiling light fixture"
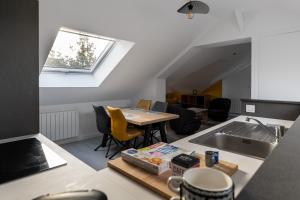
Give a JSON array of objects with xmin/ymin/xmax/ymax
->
[
  {"xmin": 187, "ymin": 4, "xmax": 194, "ymax": 19},
  {"xmin": 177, "ymin": 0, "xmax": 209, "ymax": 19}
]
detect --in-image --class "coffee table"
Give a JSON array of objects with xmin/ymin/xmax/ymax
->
[{"xmin": 187, "ymin": 107, "xmax": 208, "ymax": 122}]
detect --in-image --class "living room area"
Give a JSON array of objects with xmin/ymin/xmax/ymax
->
[
  {"xmin": 58, "ymin": 40, "xmax": 252, "ymax": 170},
  {"xmin": 165, "ymin": 40, "xmax": 252, "ymax": 141}
]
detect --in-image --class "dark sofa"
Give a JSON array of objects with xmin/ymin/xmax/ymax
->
[
  {"xmin": 208, "ymin": 98, "xmax": 231, "ymax": 122},
  {"xmin": 167, "ymin": 105, "xmax": 201, "ymax": 135}
]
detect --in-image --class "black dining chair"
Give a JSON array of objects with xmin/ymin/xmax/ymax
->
[
  {"xmin": 151, "ymin": 101, "xmax": 168, "ymax": 113},
  {"xmin": 150, "ymin": 101, "xmax": 168, "ymax": 143},
  {"xmin": 93, "ymin": 105, "xmax": 112, "ymax": 154}
]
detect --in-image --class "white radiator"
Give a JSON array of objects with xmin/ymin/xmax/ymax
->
[{"xmin": 40, "ymin": 110, "xmax": 79, "ymax": 141}]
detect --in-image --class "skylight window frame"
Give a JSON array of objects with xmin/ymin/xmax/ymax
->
[{"xmin": 43, "ymin": 28, "xmax": 116, "ymax": 74}]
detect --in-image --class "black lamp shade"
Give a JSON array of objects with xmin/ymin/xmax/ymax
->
[{"xmin": 177, "ymin": 1, "xmax": 209, "ymax": 14}]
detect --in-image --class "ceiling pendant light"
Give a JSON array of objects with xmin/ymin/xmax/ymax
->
[
  {"xmin": 177, "ymin": 0, "xmax": 209, "ymax": 19},
  {"xmin": 187, "ymin": 4, "xmax": 194, "ymax": 19}
]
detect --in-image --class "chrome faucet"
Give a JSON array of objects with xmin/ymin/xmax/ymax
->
[{"xmin": 245, "ymin": 117, "xmax": 282, "ymax": 143}]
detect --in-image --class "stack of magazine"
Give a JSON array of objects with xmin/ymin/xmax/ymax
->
[{"xmin": 121, "ymin": 142, "xmax": 191, "ymax": 175}]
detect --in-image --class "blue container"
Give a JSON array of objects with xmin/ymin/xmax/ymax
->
[{"xmin": 213, "ymin": 151, "xmax": 219, "ymax": 164}]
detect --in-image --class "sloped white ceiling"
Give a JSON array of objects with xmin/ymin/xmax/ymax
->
[
  {"xmin": 167, "ymin": 43, "xmax": 251, "ymax": 93},
  {"xmin": 39, "ymin": 0, "xmax": 300, "ymax": 105},
  {"xmin": 39, "ymin": 0, "xmax": 217, "ymax": 105}
]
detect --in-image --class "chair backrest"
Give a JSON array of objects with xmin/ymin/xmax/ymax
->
[
  {"xmin": 209, "ymin": 98, "xmax": 231, "ymax": 111},
  {"xmin": 93, "ymin": 105, "xmax": 110, "ymax": 135},
  {"xmin": 151, "ymin": 101, "xmax": 168, "ymax": 112},
  {"xmin": 136, "ymin": 99, "xmax": 152, "ymax": 111},
  {"xmin": 107, "ymin": 106, "xmax": 129, "ymax": 141},
  {"xmin": 167, "ymin": 105, "xmax": 185, "ymax": 130},
  {"xmin": 167, "ymin": 104, "xmax": 199, "ymax": 134}
]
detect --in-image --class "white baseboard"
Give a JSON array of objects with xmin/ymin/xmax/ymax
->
[{"xmin": 55, "ymin": 132, "xmax": 101, "ymax": 145}]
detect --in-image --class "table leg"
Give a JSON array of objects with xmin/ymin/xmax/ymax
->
[
  {"xmin": 159, "ymin": 122, "xmax": 168, "ymax": 143},
  {"xmin": 143, "ymin": 125, "xmax": 152, "ymax": 147}
]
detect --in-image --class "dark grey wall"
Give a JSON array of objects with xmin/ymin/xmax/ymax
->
[
  {"xmin": 241, "ymin": 99, "xmax": 300, "ymax": 121},
  {"xmin": 0, "ymin": 0, "xmax": 39, "ymax": 139}
]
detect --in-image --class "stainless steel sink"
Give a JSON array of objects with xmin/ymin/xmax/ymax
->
[
  {"xmin": 189, "ymin": 121, "xmax": 285, "ymax": 159},
  {"xmin": 190, "ymin": 132, "xmax": 276, "ymax": 159}
]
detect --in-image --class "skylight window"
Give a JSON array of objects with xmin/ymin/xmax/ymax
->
[{"xmin": 43, "ymin": 28, "xmax": 115, "ymax": 73}]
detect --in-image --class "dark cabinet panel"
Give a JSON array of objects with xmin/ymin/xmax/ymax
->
[
  {"xmin": 0, "ymin": 0, "xmax": 39, "ymax": 139},
  {"xmin": 181, "ymin": 95, "xmax": 210, "ymax": 108},
  {"xmin": 241, "ymin": 99, "xmax": 300, "ymax": 121}
]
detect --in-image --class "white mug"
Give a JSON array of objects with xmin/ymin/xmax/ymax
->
[{"xmin": 167, "ymin": 168, "xmax": 234, "ymax": 200}]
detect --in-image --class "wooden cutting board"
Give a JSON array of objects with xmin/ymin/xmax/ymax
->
[{"xmin": 108, "ymin": 154, "xmax": 238, "ymax": 199}]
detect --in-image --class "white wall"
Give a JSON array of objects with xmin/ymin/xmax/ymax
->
[
  {"xmin": 132, "ymin": 78, "xmax": 166, "ymax": 106},
  {"xmin": 222, "ymin": 66, "xmax": 251, "ymax": 114},
  {"xmin": 254, "ymin": 30, "xmax": 300, "ymax": 101},
  {"xmin": 190, "ymin": 8, "xmax": 300, "ymax": 102},
  {"xmin": 40, "ymin": 99, "xmax": 131, "ymax": 142}
]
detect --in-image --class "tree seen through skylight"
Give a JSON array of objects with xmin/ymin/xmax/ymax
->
[{"xmin": 44, "ymin": 29, "xmax": 115, "ymax": 72}]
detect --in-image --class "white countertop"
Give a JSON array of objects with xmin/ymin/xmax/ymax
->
[{"xmin": 0, "ymin": 115, "xmax": 294, "ymax": 200}]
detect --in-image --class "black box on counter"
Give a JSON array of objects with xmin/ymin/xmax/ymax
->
[{"xmin": 171, "ymin": 154, "xmax": 200, "ymax": 176}]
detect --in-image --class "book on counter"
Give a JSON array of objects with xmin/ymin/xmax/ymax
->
[{"xmin": 121, "ymin": 142, "xmax": 191, "ymax": 175}]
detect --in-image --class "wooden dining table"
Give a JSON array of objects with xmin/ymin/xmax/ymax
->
[{"xmin": 119, "ymin": 108, "xmax": 179, "ymax": 146}]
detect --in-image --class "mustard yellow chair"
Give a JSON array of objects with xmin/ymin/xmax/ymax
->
[
  {"xmin": 106, "ymin": 106, "xmax": 143, "ymax": 159},
  {"xmin": 136, "ymin": 99, "xmax": 152, "ymax": 111}
]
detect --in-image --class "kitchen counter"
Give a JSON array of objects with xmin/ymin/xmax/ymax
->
[
  {"xmin": 0, "ymin": 116, "xmax": 294, "ymax": 200},
  {"xmin": 0, "ymin": 134, "xmax": 162, "ymax": 200},
  {"xmin": 171, "ymin": 115, "xmax": 293, "ymax": 195}
]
